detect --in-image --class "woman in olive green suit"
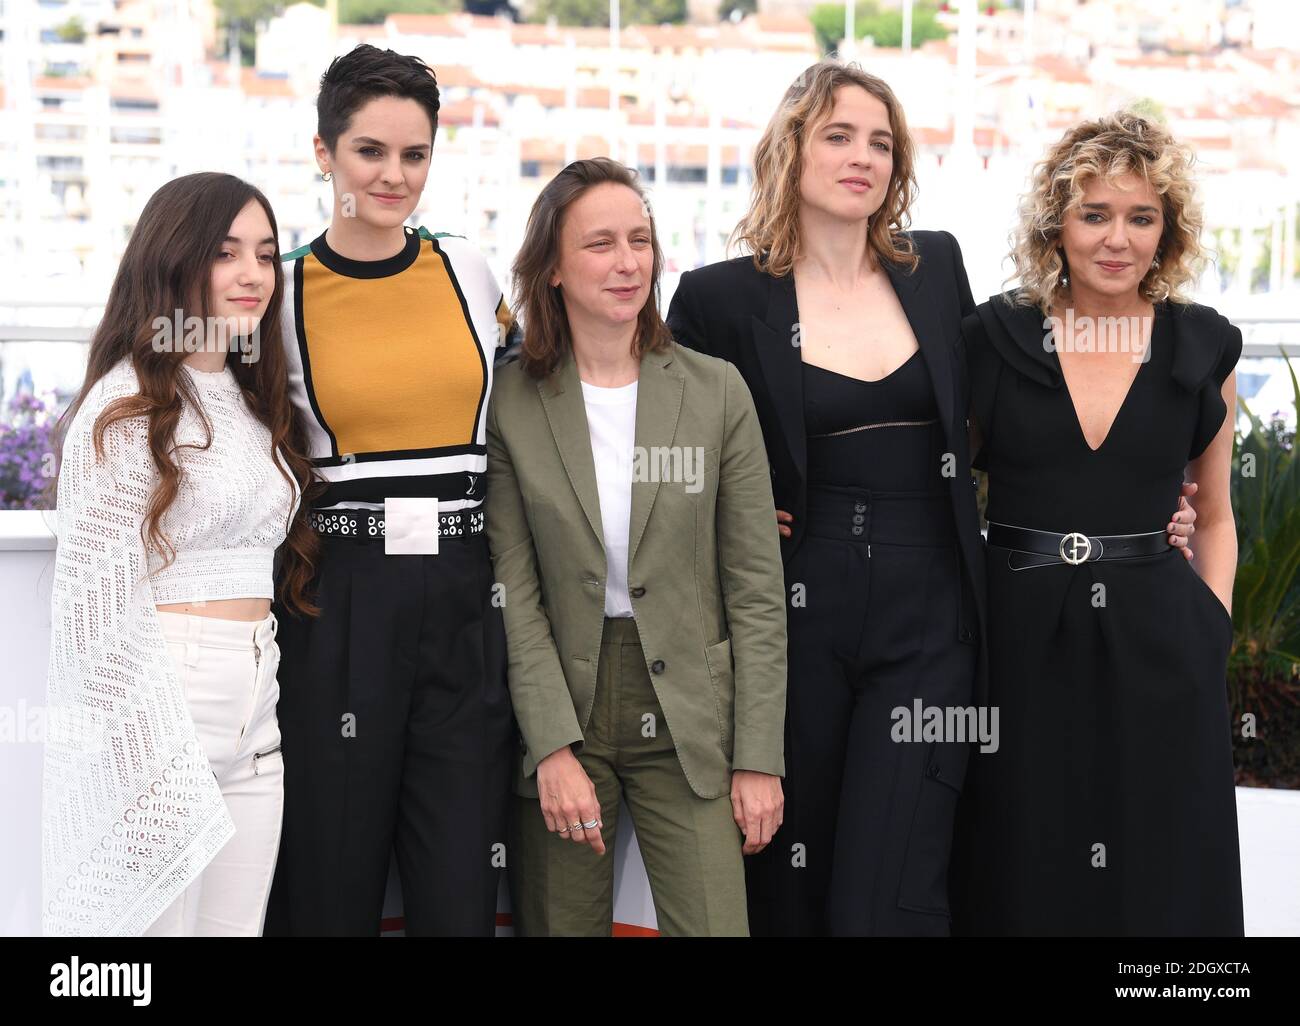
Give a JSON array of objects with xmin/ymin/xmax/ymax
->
[{"xmin": 485, "ymin": 157, "xmax": 788, "ymax": 936}]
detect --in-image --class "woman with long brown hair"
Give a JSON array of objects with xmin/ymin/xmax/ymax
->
[{"xmin": 41, "ymin": 172, "xmax": 319, "ymax": 936}]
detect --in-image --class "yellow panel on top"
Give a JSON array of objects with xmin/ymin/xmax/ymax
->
[{"xmin": 300, "ymin": 246, "xmax": 485, "ymax": 456}]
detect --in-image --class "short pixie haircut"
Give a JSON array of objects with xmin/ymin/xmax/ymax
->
[
  {"xmin": 1011, "ymin": 110, "xmax": 1206, "ymax": 312},
  {"xmin": 316, "ymin": 44, "xmax": 441, "ymax": 154}
]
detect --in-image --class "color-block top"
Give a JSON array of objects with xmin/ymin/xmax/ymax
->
[{"xmin": 280, "ymin": 225, "xmax": 515, "ymax": 512}]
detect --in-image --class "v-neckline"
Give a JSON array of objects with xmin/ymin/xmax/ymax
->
[{"xmin": 1049, "ymin": 314, "xmax": 1157, "ymax": 455}]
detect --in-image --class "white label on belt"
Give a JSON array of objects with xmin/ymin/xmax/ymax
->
[{"xmin": 384, "ymin": 497, "xmax": 439, "ymax": 555}]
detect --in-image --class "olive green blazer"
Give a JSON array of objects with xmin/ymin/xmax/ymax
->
[{"xmin": 484, "ymin": 341, "xmax": 787, "ymax": 800}]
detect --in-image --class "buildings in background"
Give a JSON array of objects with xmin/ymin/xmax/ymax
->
[{"xmin": 1, "ymin": 0, "xmax": 1298, "ymax": 322}]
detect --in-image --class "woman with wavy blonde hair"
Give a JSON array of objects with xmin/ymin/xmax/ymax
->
[{"xmin": 950, "ymin": 110, "xmax": 1244, "ymax": 935}]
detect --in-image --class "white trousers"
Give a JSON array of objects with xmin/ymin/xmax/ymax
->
[{"xmin": 143, "ymin": 610, "xmax": 283, "ymax": 936}]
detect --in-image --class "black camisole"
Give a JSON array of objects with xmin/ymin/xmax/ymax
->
[{"xmin": 803, "ymin": 349, "xmax": 948, "ymax": 494}]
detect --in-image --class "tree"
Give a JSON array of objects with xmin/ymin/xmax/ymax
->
[
  {"xmin": 55, "ymin": 16, "xmax": 86, "ymax": 43},
  {"xmin": 809, "ymin": 2, "xmax": 948, "ymax": 55},
  {"xmin": 528, "ymin": 0, "xmax": 687, "ymax": 27},
  {"xmin": 718, "ymin": 0, "xmax": 756, "ymax": 21},
  {"xmin": 215, "ymin": 0, "xmax": 461, "ymax": 63},
  {"xmin": 341, "ymin": 0, "xmax": 457, "ymax": 26}
]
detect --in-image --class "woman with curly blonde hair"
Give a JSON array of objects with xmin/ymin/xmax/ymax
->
[
  {"xmin": 665, "ymin": 64, "xmax": 1196, "ymax": 936},
  {"xmin": 950, "ymin": 111, "xmax": 1244, "ymax": 935}
]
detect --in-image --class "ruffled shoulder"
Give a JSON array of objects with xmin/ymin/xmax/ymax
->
[
  {"xmin": 1166, "ymin": 303, "xmax": 1242, "ymax": 461},
  {"xmin": 1167, "ymin": 302, "xmax": 1242, "ymax": 394},
  {"xmin": 974, "ymin": 291, "xmax": 1063, "ymax": 390},
  {"xmin": 961, "ymin": 292, "xmax": 1062, "ymax": 471}
]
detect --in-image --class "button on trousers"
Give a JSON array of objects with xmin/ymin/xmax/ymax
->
[
  {"xmin": 508, "ymin": 616, "xmax": 749, "ymax": 936},
  {"xmin": 144, "ymin": 610, "xmax": 283, "ymax": 936}
]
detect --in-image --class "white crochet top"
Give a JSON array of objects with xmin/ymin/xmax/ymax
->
[
  {"xmin": 149, "ymin": 362, "xmax": 300, "ymax": 602},
  {"xmin": 42, "ymin": 358, "xmax": 300, "ymax": 936}
]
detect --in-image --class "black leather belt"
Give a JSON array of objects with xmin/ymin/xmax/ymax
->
[
  {"xmin": 308, "ymin": 508, "xmax": 485, "ymax": 540},
  {"xmin": 986, "ymin": 521, "xmax": 1167, "ymax": 568}
]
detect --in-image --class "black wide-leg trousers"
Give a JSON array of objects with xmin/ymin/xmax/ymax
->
[
  {"xmin": 264, "ymin": 530, "xmax": 514, "ymax": 936},
  {"xmin": 745, "ymin": 487, "xmax": 978, "ymax": 936}
]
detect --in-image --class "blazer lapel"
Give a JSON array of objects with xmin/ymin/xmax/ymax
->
[
  {"xmin": 628, "ymin": 346, "xmax": 685, "ymax": 566},
  {"xmin": 537, "ymin": 351, "xmax": 604, "ymax": 550},
  {"xmin": 884, "ymin": 256, "xmax": 956, "ymax": 445},
  {"xmin": 751, "ymin": 270, "xmax": 806, "ymax": 489}
]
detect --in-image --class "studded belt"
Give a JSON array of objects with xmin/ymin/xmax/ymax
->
[{"xmin": 308, "ymin": 508, "xmax": 485, "ymax": 540}]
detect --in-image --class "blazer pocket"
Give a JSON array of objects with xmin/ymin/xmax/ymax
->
[{"xmin": 703, "ymin": 636, "xmax": 735, "ymax": 759}]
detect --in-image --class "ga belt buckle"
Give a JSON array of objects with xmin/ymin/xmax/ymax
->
[{"xmin": 1059, "ymin": 531, "xmax": 1092, "ymax": 565}]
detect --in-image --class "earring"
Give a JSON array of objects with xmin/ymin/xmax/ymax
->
[
  {"xmin": 321, "ymin": 170, "xmax": 332, "ymax": 182},
  {"xmin": 1151, "ymin": 255, "xmax": 1161, "ymax": 270},
  {"xmin": 1058, "ymin": 267, "xmax": 1070, "ymax": 288}
]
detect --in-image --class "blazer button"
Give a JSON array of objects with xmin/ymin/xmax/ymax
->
[
  {"xmin": 630, "ymin": 586, "xmax": 646, "ymax": 598},
  {"xmin": 959, "ymin": 628, "xmax": 974, "ymax": 642},
  {"xmin": 927, "ymin": 762, "xmax": 942, "ymax": 779},
  {"xmin": 650, "ymin": 659, "xmax": 665, "ymax": 674}
]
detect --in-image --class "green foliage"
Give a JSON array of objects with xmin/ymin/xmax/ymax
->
[
  {"xmin": 1229, "ymin": 354, "xmax": 1300, "ymax": 785},
  {"xmin": 718, "ymin": 0, "xmax": 756, "ymax": 21},
  {"xmin": 341, "ymin": 0, "xmax": 456, "ymax": 25},
  {"xmin": 809, "ymin": 1, "xmax": 947, "ymax": 54},
  {"xmin": 55, "ymin": 16, "xmax": 87, "ymax": 43},
  {"xmin": 528, "ymin": 0, "xmax": 687, "ymax": 27},
  {"xmin": 1127, "ymin": 97, "xmax": 1166, "ymax": 123},
  {"xmin": 214, "ymin": 0, "xmax": 457, "ymax": 63},
  {"xmin": 214, "ymin": 0, "xmax": 284, "ymax": 65}
]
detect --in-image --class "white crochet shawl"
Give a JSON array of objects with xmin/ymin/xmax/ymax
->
[{"xmin": 41, "ymin": 363, "xmax": 234, "ymax": 935}]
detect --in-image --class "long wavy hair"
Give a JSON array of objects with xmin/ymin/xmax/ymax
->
[
  {"xmin": 51, "ymin": 173, "xmax": 322, "ymax": 616},
  {"xmin": 512, "ymin": 157, "xmax": 672, "ymax": 379},
  {"xmin": 730, "ymin": 58, "xmax": 920, "ymax": 278},
  {"xmin": 1009, "ymin": 110, "xmax": 1207, "ymax": 313}
]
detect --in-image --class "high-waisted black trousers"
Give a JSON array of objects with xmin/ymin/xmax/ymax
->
[
  {"xmin": 264, "ymin": 530, "xmax": 514, "ymax": 936},
  {"xmin": 745, "ymin": 485, "xmax": 977, "ymax": 936}
]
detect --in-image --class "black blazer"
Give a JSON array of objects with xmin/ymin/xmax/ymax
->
[{"xmin": 665, "ymin": 230, "xmax": 988, "ymax": 698}]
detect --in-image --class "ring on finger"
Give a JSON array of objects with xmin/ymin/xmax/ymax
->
[{"xmin": 582, "ymin": 818, "xmax": 599, "ymax": 830}]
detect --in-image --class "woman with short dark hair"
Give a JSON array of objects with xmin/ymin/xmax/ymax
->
[{"xmin": 263, "ymin": 44, "xmax": 516, "ymax": 937}]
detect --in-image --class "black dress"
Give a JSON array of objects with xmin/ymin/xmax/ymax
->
[{"xmin": 950, "ymin": 293, "xmax": 1245, "ymax": 936}]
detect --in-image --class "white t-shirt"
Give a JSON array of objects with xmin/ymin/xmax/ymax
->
[{"xmin": 580, "ymin": 378, "xmax": 638, "ymax": 618}]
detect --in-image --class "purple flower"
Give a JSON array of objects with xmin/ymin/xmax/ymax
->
[{"xmin": 0, "ymin": 389, "xmax": 59, "ymax": 510}]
